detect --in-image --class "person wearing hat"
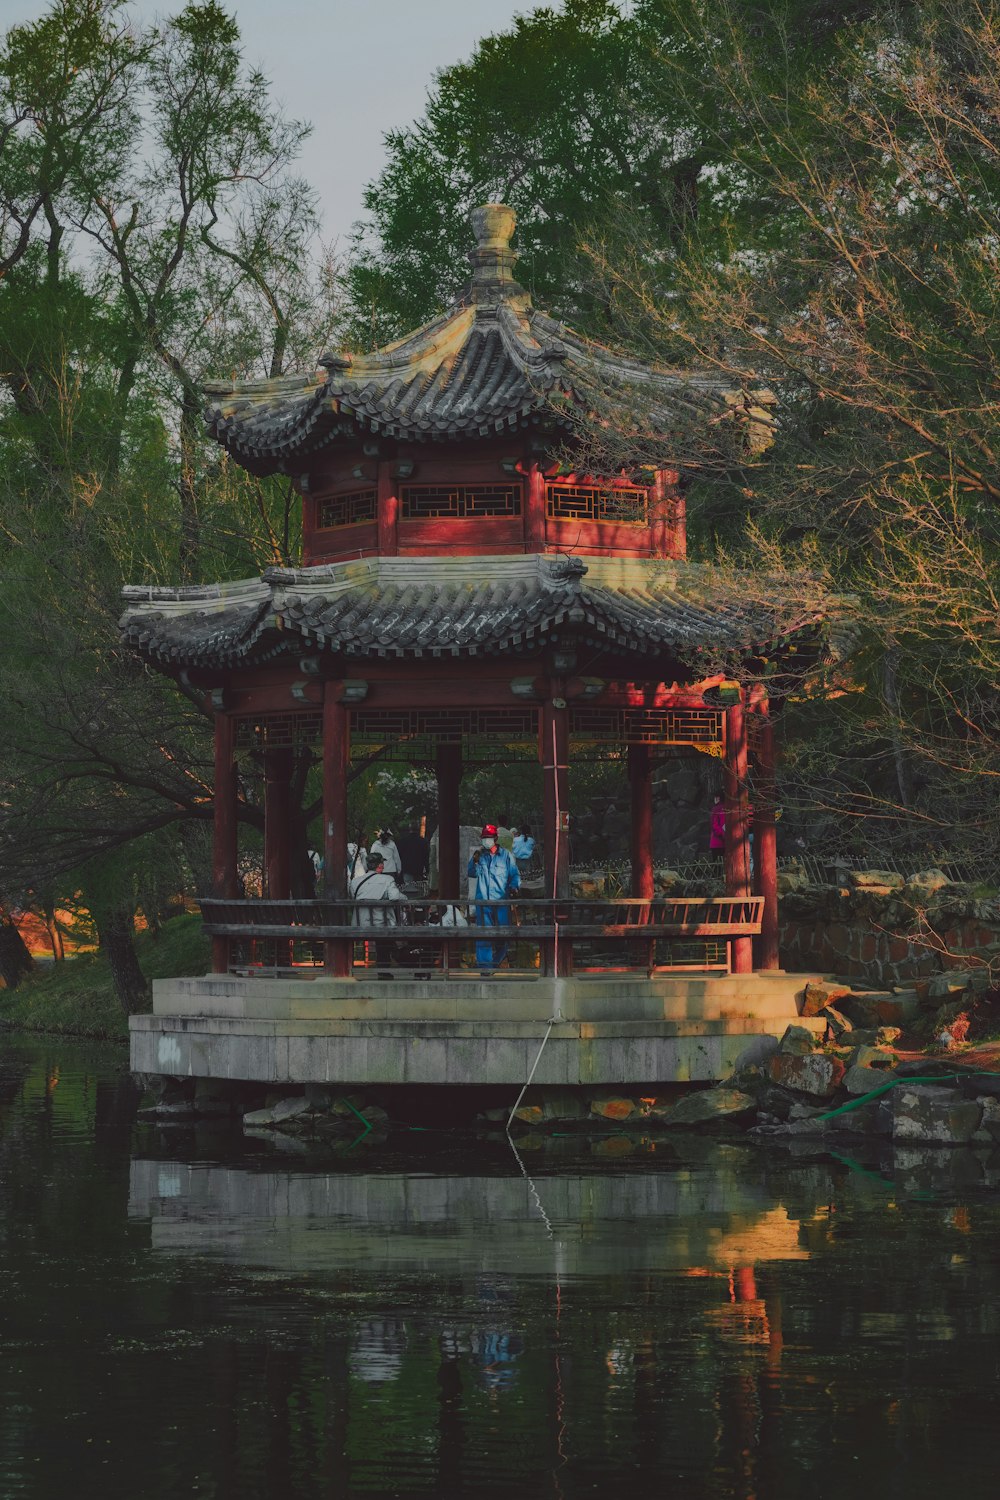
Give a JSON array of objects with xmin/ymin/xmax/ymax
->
[
  {"xmin": 467, "ymin": 823, "xmax": 520, "ymax": 973},
  {"xmin": 351, "ymin": 851, "xmax": 407, "ymax": 978}
]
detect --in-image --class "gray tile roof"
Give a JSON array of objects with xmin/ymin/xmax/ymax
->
[
  {"xmin": 203, "ymin": 206, "xmax": 733, "ymax": 475},
  {"xmin": 120, "ymin": 554, "xmax": 823, "ymax": 673}
]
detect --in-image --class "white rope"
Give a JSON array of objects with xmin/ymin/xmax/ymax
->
[{"xmin": 506, "ymin": 1018, "xmax": 555, "ymax": 1132}]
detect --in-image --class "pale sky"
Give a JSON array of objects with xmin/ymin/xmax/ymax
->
[{"xmin": 5, "ymin": 0, "xmax": 543, "ymax": 247}]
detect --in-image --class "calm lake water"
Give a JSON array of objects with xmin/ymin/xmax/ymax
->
[{"xmin": 2, "ymin": 1033, "xmax": 1000, "ymax": 1499}]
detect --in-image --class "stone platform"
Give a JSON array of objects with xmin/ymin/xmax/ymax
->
[{"xmin": 130, "ymin": 972, "xmax": 826, "ymax": 1087}]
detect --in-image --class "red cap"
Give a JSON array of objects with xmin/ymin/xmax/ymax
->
[{"xmin": 481, "ymin": 824, "xmax": 498, "ymax": 838}]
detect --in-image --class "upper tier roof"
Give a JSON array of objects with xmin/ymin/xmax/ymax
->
[{"xmin": 203, "ymin": 205, "xmax": 731, "ymax": 475}]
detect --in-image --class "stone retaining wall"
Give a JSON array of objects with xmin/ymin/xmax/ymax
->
[{"xmin": 777, "ymin": 869, "xmax": 1000, "ymax": 987}]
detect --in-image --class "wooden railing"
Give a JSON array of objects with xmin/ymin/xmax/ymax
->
[{"xmin": 199, "ymin": 896, "xmax": 764, "ymax": 978}]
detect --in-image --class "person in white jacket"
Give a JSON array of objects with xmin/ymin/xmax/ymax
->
[
  {"xmin": 368, "ymin": 829, "xmax": 401, "ymax": 876},
  {"xmin": 350, "ymin": 854, "xmax": 406, "ymax": 977}
]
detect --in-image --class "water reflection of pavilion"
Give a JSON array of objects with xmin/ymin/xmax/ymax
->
[{"xmin": 128, "ymin": 1154, "xmax": 808, "ymax": 1277}]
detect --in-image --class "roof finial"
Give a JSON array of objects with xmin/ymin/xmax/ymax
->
[{"xmin": 464, "ymin": 203, "xmax": 528, "ymax": 308}]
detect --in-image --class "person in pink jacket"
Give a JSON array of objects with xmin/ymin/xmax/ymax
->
[{"xmin": 708, "ymin": 794, "xmax": 726, "ymax": 855}]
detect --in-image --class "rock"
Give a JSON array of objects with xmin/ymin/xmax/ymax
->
[
  {"xmin": 142, "ymin": 1076, "xmax": 192, "ymax": 1105},
  {"xmin": 877, "ymin": 1027, "xmax": 902, "ymax": 1045},
  {"xmin": 663, "ymin": 767, "xmax": 700, "ymax": 806},
  {"xmin": 788, "ymin": 1101, "xmax": 828, "ymax": 1120},
  {"xmin": 361, "ymin": 1104, "xmax": 389, "ymax": 1124},
  {"xmin": 331, "ymin": 1095, "xmax": 368, "ymax": 1117},
  {"xmin": 892, "ymin": 1085, "xmax": 983, "ymax": 1144},
  {"xmin": 305, "ymin": 1084, "xmax": 337, "ymax": 1109},
  {"xmin": 769, "ymin": 1052, "xmax": 846, "ymax": 1098},
  {"xmin": 513, "ymin": 1104, "xmax": 545, "ymax": 1126},
  {"xmin": 271, "ymin": 1095, "xmax": 311, "ymax": 1123},
  {"xmin": 730, "ymin": 1035, "xmax": 780, "ymax": 1073},
  {"xmin": 837, "ymin": 996, "xmax": 881, "ymax": 1027},
  {"xmin": 821, "ymin": 1006, "xmax": 853, "ymax": 1038},
  {"xmin": 927, "ymin": 974, "xmax": 969, "ymax": 1001},
  {"xmin": 778, "ymin": 1025, "xmax": 818, "ymax": 1056},
  {"xmin": 655, "ymin": 1088, "xmax": 757, "ymax": 1127},
  {"xmin": 771, "ymin": 1116, "xmax": 831, "ymax": 1137},
  {"xmin": 905, "ymin": 868, "xmax": 951, "ymax": 894},
  {"xmin": 755, "ymin": 1085, "xmax": 799, "ymax": 1121},
  {"xmin": 848, "ymin": 1044, "xmax": 896, "ymax": 1070},
  {"xmin": 590, "ymin": 1096, "xmax": 635, "ymax": 1121},
  {"xmin": 847, "ymin": 869, "xmax": 905, "ymax": 892},
  {"xmin": 802, "ymin": 982, "xmax": 852, "ymax": 1017},
  {"xmin": 834, "ymin": 1100, "xmax": 893, "ymax": 1136},
  {"xmin": 243, "ymin": 1106, "xmax": 276, "ymax": 1127},
  {"xmin": 972, "ymin": 1096, "xmax": 1000, "ymax": 1143},
  {"xmin": 843, "ymin": 1064, "xmax": 895, "ymax": 1096}
]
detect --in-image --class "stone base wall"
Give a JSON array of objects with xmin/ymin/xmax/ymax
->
[{"xmin": 777, "ymin": 872, "xmax": 1000, "ymax": 987}]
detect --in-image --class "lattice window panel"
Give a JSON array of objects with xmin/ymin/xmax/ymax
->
[
  {"xmin": 318, "ymin": 488, "xmax": 377, "ymax": 529},
  {"xmin": 546, "ymin": 482, "xmax": 648, "ymax": 526},
  {"xmin": 235, "ymin": 712, "xmax": 323, "ymax": 751},
  {"xmin": 352, "ymin": 708, "xmax": 537, "ymax": 745},
  {"xmin": 400, "ymin": 484, "xmax": 522, "ymax": 520},
  {"xmin": 570, "ymin": 706, "xmax": 725, "ymax": 751}
]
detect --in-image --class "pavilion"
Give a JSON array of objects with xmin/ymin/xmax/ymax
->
[{"xmin": 121, "ymin": 206, "xmax": 830, "ymax": 1091}]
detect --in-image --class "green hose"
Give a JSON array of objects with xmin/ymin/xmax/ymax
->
[{"xmin": 813, "ymin": 1069, "xmax": 1000, "ymax": 1122}]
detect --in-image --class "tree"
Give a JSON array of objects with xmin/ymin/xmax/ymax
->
[
  {"xmin": 0, "ymin": 1, "xmax": 338, "ymax": 1010},
  {"xmin": 580, "ymin": 0, "xmax": 1000, "ymax": 862}
]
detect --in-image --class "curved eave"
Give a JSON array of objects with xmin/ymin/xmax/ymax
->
[
  {"xmin": 119, "ymin": 557, "xmax": 827, "ymax": 675},
  {"xmin": 202, "ymin": 297, "xmax": 732, "ymax": 477}
]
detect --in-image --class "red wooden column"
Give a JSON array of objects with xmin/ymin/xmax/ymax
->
[
  {"xmin": 377, "ymin": 460, "xmax": 399, "ymax": 556},
  {"xmin": 541, "ymin": 697, "xmax": 570, "ymax": 975},
  {"xmin": 525, "ymin": 462, "xmax": 546, "ymax": 553},
  {"xmin": 263, "ymin": 748, "xmax": 293, "ymax": 899},
  {"xmin": 322, "ymin": 686, "xmax": 350, "ymax": 976},
  {"xmin": 629, "ymin": 740, "xmax": 655, "ymax": 971},
  {"xmin": 628, "ymin": 742, "xmax": 654, "ymax": 899},
  {"xmin": 650, "ymin": 468, "xmax": 685, "ymax": 561},
  {"xmin": 751, "ymin": 689, "xmax": 780, "ymax": 971},
  {"xmin": 436, "ymin": 742, "xmax": 463, "ymax": 899},
  {"xmin": 668, "ymin": 471, "xmax": 686, "ymax": 561},
  {"xmin": 211, "ymin": 712, "xmax": 239, "ymax": 973},
  {"xmin": 723, "ymin": 692, "xmax": 753, "ymax": 974}
]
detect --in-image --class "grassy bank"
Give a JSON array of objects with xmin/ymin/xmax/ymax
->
[{"xmin": 0, "ymin": 914, "xmax": 211, "ymax": 1042}]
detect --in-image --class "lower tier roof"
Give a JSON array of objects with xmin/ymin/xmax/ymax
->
[{"xmin": 119, "ymin": 554, "xmax": 825, "ymax": 675}]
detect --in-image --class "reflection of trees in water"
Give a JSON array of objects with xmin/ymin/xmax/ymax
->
[{"xmin": 11, "ymin": 1038, "xmax": 1000, "ymax": 1500}]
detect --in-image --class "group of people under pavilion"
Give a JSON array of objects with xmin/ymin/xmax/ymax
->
[{"xmin": 118, "ymin": 203, "xmax": 831, "ymax": 980}]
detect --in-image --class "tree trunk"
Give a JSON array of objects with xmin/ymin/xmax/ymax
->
[
  {"xmin": 178, "ymin": 386, "xmax": 202, "ymax": 581},
  {"xmin": 883, "ymin": 645, "xmax": 911, "ymax": 811},
  {"xmin": 97, "ymin": 909, "xmax": 150, "ymax": 1016},
  {"xmin": 0, "ymin": 918, "xmax": 34, "ymax": 991}
]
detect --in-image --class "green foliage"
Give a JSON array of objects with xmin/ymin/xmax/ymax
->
[
  {"xmin": 0, "ymin": 1, "xmax": 336, "ymax": 1003},
  {"xmin": 344, "ymin": 0, "xmax": 673, "ymax": 342},
  {"xmin": 0, "ymin": 911, "xmax": 209, "ymax": 1039}
]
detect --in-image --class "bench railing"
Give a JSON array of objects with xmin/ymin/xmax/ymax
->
[{"xmin": 198, "ymin": 896, "xmax": 764, "ymax": 977}]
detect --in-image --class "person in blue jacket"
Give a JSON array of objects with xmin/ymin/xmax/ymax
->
[{"xmin": 468, "ymin": 823, "xmax": 520, "ymax": 973}]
